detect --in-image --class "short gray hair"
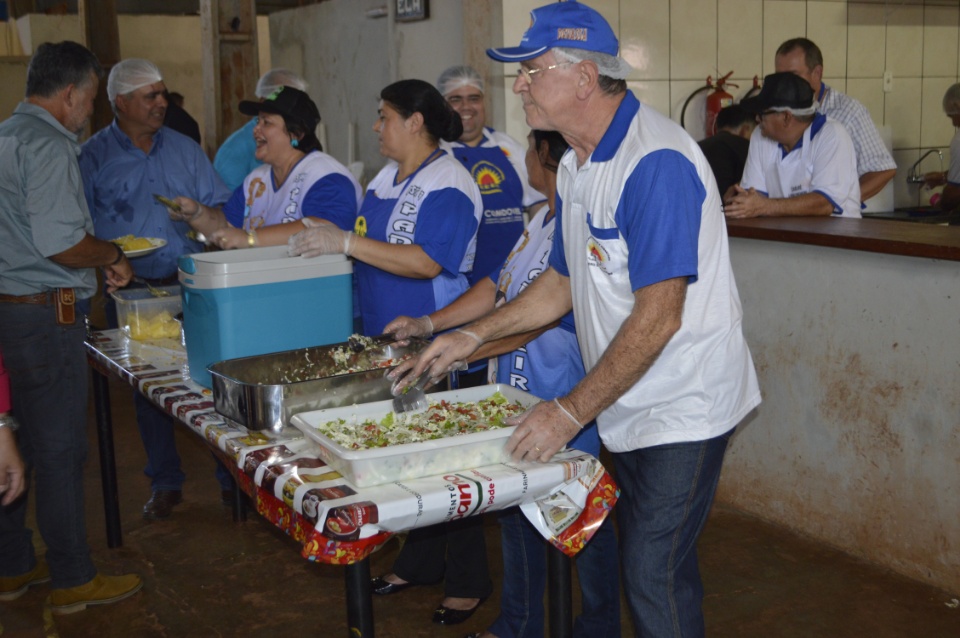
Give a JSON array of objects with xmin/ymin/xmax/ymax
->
[
  {"xmin": 943, "ymin": 83, "xmax": 960, "ymax": 116},
  {"xmin": 256, "ymin": 68, "xmax": 307, "ymax": 99}
]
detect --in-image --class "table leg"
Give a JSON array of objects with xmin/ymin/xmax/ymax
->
[
  {"xmin": 547, "ymin": 544, "xmax": 572, "ymax": 638},
  {"xmin": 345, "ymin": 557, "xmax": 375, "ymax": 637},
  {"xmin": 230, "ymin": 477, "xmax": 247, "ymax": 523},
  {"xmin": 92, "ymin": 369, "xmax": 123, "ymax": 548}
]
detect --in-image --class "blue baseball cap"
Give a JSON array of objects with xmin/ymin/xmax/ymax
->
[{"xmin": 486, "ymin": 1, "xmax": 621, "ymax": 62}]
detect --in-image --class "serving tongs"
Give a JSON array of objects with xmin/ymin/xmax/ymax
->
[
  {"xmin": 348, "ymin": 332, "xmax": 396, "ymax": 353},
  {"xmin": 391, "ymin": 369, "xmax": 431, "ymax": 414},
  {"xmin": 134, "ymin": 276, "xmax": 172, "ymax": 297}
]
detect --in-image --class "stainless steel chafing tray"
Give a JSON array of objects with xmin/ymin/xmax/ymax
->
[{"xmin": 207, "ymin": 338, "xmax": 434, "ymax": 434}]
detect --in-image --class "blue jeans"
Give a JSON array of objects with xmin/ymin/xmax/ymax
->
[
  {"xmin": 613, "ymin": 430, "xmax": 734, "ymax": 638},
  {"xmin": 0, "ymin": 303, "xmax": 97, "ymax": 588},
  {"xmin": 488, "ymin": 507, "xmax": 621, "ymax": 638}
]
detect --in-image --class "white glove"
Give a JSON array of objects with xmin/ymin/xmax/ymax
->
[
  {"xmin": 288, "ymin": 217, "xmax": 355, "ymax": 258},
  {"xmin": 384, "ymin": 315, "xmax": 434, "ymax": 339}
]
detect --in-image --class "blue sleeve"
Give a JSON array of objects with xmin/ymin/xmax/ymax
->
[
  {"xmin": 301, "ymin": 173, "xmax": 359, "ymax": 231},
  {"xmin": 414, "ymin": 187, "xmax": 480, "ymax": 276},
  {"xmin": 614, "ymin": 150, "xmax": 703, "ymax": 289},
  {"xmin": 548, "ymin": 193, "xmax": 569, "ymax": 277},
  {"xmin": 222, "ymin": 187, "xmax": 246, "ymax": 228},
  {"xmin": 191, "ymin": 143, "xmax": 233, "ymax": 208}
]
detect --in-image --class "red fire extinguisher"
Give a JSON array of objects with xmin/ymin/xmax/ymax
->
[{"xmin": 705, "ymin": 71, "xmax": 736, "ymax": 137}]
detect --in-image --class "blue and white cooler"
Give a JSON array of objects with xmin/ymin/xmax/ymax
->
[{"xmin": 178, "ymin": 246, "xmax": 353, "ymax": 387}]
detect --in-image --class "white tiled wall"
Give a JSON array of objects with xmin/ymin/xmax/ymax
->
[{"xmin": 501, "ymin": 0, "xmax": 960, "ymax": 209}]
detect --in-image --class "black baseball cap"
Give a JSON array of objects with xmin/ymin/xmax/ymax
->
[
  {"xmin": 239, "ymin": 86, "xmax": 321, "ymax": 129},
  {"xmin": 740, "ymin": 72, "xmax": 814, "ymax": 114}
]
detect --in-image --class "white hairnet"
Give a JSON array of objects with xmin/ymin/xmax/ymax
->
[
  {"xmin": 437, "ymin": 65, "xmax": 484, "ymax": 97},
  {"xmin": 553, "ymin": 47, "xmax": 633, "ymax": 81},
  {"xmin": 256, "ymin": 68, "xmax": 308, "ymax": 98},
  {"xmin": 107, "ymin": 58, "xmax": 163, "ymax": 103}
]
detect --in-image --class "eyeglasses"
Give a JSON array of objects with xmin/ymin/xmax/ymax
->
[{"xmin": 517, "ymin": 62, "xmax": 573, "ymax": 84}]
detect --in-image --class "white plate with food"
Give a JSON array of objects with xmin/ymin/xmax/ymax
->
[{"xmin": 111, "ymin": 235, "xmax": 167, "ymax": 258}]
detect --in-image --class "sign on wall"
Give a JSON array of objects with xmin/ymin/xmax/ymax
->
[{"xmin": 396, "ymin": 0, "xmax": 428, "ymax": 22}]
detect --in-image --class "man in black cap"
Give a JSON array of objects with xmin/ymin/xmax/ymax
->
[{"xmin": 725, "ymin": 71, "xmax": 861, "ymax": 219}]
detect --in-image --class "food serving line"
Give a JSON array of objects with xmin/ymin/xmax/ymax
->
[{"xmin": 84, "ymin": 329, "xmax": 619, "ymax": 638}]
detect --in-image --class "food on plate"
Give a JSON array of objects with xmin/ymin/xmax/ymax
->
[
  {"xmin": 111, "ymin": 234, "xmax": 155, "ymax": 252},
  {"xmin": 128, "ymin": 310, "xmax": 180, "ymax": 340},
  {"xmin": 316, "ymin": 391, "xmax": 527, "ymax": 450}
]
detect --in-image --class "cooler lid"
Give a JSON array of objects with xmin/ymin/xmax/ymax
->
[{"xmin": 178, "ymin": 246, "xmax": 352, "ymax": 289}]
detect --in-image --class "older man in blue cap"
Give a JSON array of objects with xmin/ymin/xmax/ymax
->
[{"xmin": 401, "ymin": 2, "xmax": 761, "ymax": 635}]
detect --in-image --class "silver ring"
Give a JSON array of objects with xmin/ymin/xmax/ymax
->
[{"xmin": 534, "ymin": 446, "xmax": 541, "ymax": 453}]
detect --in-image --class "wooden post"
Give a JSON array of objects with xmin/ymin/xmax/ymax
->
[
  {"xmin": 78, "ymin": 0, "xmax": 120, "ymax": 135},
  {"xmin": 200, "ymin": 0, "xmax": 260, "ymax": 159}
]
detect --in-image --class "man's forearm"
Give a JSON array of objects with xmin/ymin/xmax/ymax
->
[
  {"xmin": 469, "ymin": 267, "xmax": 572, "ymax": 344},
  {"xmin": 50, "ymin": 233, "xmax": 127, "ymax": 269},
  {"xmin": 563, "ymin": 277, "xmax": 686, "ymax": 425},
  {"xmin": 860, "ymin": 169, "xmax": 896, "ymax": 202},
  {"xmin": 764, "ymin": 192, "xmax": 835, "ymax": 217}
]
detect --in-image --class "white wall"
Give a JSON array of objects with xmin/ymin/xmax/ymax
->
[
  {"xmin": 722, "ymin": 237, "xmax": 960, "ymax": 593},
  {"xmin": 5, "ymin": 13, "xmax": 271, "ymax": 143},
  {"xmin": 268, "ymin": 0, "xmax": 464, "ymax": 181},
  {"xmin": 498, "ymin": 0, "xmax": 960, "ymax": 211}
]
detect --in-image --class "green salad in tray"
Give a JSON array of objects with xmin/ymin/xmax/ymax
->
[{"xmin": 317, "ymin": 391, "xmax": 527, "ymax": 450}]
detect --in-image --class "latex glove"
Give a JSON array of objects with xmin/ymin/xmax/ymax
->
[
  {"xmin": 288, "ymin": 217, "xmax": 355, "ymax": 258},
  {"xmin": 166, "ymin": 196, "xmax": 203, "ymax": 223},
  {"xmin": 209, "ymin": 227, "xmax": 253, "ymax": 250},
  {"xmin": 387, "ymin": 329, "xmax": 481, "ymax": 392},
  {"xmin": 384, "ymin": 315, "xmax": 434, "ymax": 340},
  {"xmin": 503, "ymin": 398, "xmax": 582, "ymax": 464}
]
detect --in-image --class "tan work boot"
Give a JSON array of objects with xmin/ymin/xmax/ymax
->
[
  {"xmin": 0, "ymin": 561, "xmax": 51, "ymax": 601},
  {"xmin": 48, "ymin": 572, "xmax": 143, "ymax": 615}
]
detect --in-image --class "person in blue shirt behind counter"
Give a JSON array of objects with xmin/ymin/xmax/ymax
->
[
  {"xmin": 79, "ymin": 58, "xmax": 233, "ymax": 522},
  {"xmin": 383, "ymin": 129, "xmax": 621, "ymax": 638},
  {"xmin": 288, "ymin": 78, "xmax": 482, "ymax": 337}
]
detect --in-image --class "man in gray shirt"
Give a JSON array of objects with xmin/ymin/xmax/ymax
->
[{"xmin": 0, "ymin": 41, "xmax": 142, "ymax": 614}]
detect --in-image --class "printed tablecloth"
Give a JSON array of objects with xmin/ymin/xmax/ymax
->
[{"xmin": 85, "ymin": 330, "xmax": 619, "ymax": 565}]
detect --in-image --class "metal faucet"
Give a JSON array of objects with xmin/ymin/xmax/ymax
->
[{"xmin": 907, "ymin": 149, "xmax": 943, "ymax": 183}]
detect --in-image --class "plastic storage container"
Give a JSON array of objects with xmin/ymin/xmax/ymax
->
[
  {"xmin": 178, "ymin": 246, "xmax": 352, "ymax": 387},
  {"xmin": 110, "ymin": 286, "xmax": 182, "ymax": 341},
  {"xmin": 290, "ymin": 385, "xmax": 539, "ymax": 487}
]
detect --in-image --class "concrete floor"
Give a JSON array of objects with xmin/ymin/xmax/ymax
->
[{"xmin": 1, "ymin": 375, "xmax": 958, "ymax": 637}]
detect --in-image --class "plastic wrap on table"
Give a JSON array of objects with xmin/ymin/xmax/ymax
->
[{"xmin": 85, "ymin": 328, "xmax": 620, "ymax": 566}]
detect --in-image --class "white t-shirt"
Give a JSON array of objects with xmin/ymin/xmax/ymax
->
[
  {"xmin": 740, "ymin": 114, "xmax": 861, "ymax": 218},
  {"xmin": 549, "ymin": 92, "xmax": 761, "ymax": 452}
]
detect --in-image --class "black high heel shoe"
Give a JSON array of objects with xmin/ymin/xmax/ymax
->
[
  {"xmin": 432, "ymin": 596, "xmax": 487, "ymax": 625},
  {"xmin": 370, "ymin": 575, "xmax": 415, "ymax": 596}
]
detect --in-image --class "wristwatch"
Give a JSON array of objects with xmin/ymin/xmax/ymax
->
[{"xmin": 0, "ymin": 413, "xmax": 19, "ymax": 432}]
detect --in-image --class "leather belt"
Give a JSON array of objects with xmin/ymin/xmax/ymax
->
[
  {"xmin": 0, "ymin": 291, "xmax": 58, "ymax": 305},
  {"xmin": 0, "ymin": 288, "xmax": 76, "ymax": 325}
]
